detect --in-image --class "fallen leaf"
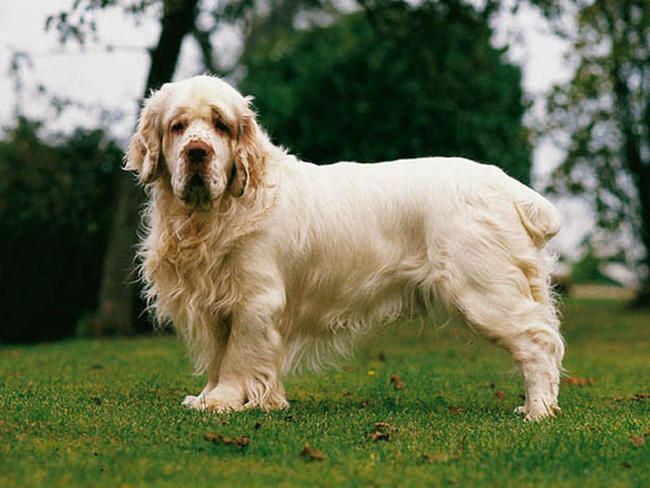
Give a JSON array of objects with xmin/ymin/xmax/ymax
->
[
  {"xmin": 390, "ymin": 374, "xmax": 406, "ymax": 390},
  {"xmin": 562, "ymin": 377, "xmax": 595, "ymax": 386},
  {"xmin": 369, "ymin": 430, "xmax": 390, "ymax": 441},
  {"xmin": 495, "ymin": 391, "xmax": 505, "ymax": 400},
  {"xmin": 612, "ymin": 396, "xmax": 625, "ymax": 401},
  {"xmin": 629, "ymin": 436, "xmax": 645, "ymax": 447},
  {"xmin": 367, "ymin": 421, "xmax": 395, "ymax": 442},
  {"xmin": 448, "ymin": 406, "xmax": 466, "ymax": 414},
  {"xmin": 221, "ymin": 434, "xmax": 250, "ymax": 448},
  {"xmin": 300, "ymin": 443, "xmax": 325, "ymax": 461},
  {"xmin": 632, "ymin": 393, "xmax": 649, "ymax": 401},
  {"xmin": 204, "ymin": 432, "xmax": 250, "ymax": 449}
]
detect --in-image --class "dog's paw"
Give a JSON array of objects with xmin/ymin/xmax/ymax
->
[
  {"xmin": 182, "ymin": 394, "xmax": 207, "ymax": 410},
  {"xmin": 203, "ymin": 397, "xmax": 245, "ymax": 413},
  {"xmin": 247, "ymin": 396, "xmax": 290, "ymax": 412},
  {"xmin": 515, "ymin": 402, "xmax": 561, "ymax": 421},
  {"xmin": 514, "ymin": 405, "xmax": 527, "ymax": 416}
]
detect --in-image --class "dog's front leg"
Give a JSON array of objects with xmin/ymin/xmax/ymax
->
[
  {"xmin": 182, "ymin": 323, "xmax": 230, "ymax": 410},
  {"xmin": 202, "ymin": 293, "xmax": 288, "ymax": 413}
]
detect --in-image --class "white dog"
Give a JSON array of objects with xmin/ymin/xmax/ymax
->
[{"xmin": 125, "ymin": 75, "xmax": 564, "ymax": 421}]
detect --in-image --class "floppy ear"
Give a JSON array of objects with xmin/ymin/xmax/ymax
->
[
  {"xmin": 123, "ymin": 89, "xmax": 165, "ymax": 184},
  {"xmin": 229, "ymin": 97, "xmax": 265, "ymax": 198}
]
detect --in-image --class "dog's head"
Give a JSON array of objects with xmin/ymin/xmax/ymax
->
[{"xmin": 124, "ymin": 75, "xmax": 265, "ymax": 210}]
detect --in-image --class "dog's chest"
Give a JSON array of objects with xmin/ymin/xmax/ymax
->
[{"xmin": 147, "ymin": 239, "xmax": 239, "ymax": 325}]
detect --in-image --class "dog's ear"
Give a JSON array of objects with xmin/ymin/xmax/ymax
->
[
  {"xmin": 124, "ymin": 87, "xmax": 166, "ymax": 184},
  {"xmin": 229, "ymin": 97, "xmax": 265, "ymax": 198}
]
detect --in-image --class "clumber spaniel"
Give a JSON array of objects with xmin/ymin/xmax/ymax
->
[{"xmin": 125, "ymin": 75, "xmax": 564, "ymax": 421}]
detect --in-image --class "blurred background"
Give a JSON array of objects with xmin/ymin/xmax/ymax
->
[{"xmin": 1, "ymin": 0, "xmax": 648, "ymax": 344}]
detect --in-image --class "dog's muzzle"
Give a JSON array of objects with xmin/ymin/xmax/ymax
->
[{"xmin": 181, "ymin": 141, "xmax": 214, "ymax": 210}]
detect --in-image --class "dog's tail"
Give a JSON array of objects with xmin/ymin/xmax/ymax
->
[{"xmin": 514, "ymin": 192, "xmax": 561, "ymax": 249}]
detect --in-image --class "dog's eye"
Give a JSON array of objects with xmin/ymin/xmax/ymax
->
[
  {"xmin": 214, "ymin": 118, "xmax": 230, "ymax": 134},
  {"xmin": 171, "ymin": 121, "xmax": 186, "ymax": 133}
]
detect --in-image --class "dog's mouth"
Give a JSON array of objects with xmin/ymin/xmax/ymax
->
[{"xmin": 182, "ymin": 174, "xmax": 213, "ymax": 211}]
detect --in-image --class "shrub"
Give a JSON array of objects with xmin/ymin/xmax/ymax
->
[{"xmin": 0, "ymin": 118, "xmax": 120, "ymax": 343}]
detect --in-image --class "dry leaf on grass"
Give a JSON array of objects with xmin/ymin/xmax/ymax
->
[
  {"xmin": 629, "ymin": 436, "xmax": 645, "ymax": 447},
  {"xmin": 390, "ymin": 374, "xmax": 405, "ymax": 390},
  {"xmin": 368, "ymin": 430, "xmax": 390, "ymax": 441},
  {"xmin": 495, "ymin": 391, "xmax": 506, "ymax": 400},
  {"xmin": 561, "ymin": 377, "xmax": 595, "ymax": 386},
  {"xmin": 300, "ymin": 443, "xmax": 325, "ymax": 461},
  {"xmin": 204, "ymin": 432, "xmax": 250, "ymax": 449},
  {"xmin": 367, "ymin": 421, "xmax": 395, "ymax": 442},
  {"xmin": 448, "ymin": 406, "xmax": 466, "ymax": 414}
]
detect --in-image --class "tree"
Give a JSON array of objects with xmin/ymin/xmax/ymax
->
[
  {"xmin": 241, "ymin": 0, "xmax": 532, "ymax": 183},
  {"xmin": 97, "ymin": 0, "xmax": 200, "ymax": 335},
  {"xmin": 541, "ymin": 0, "xmax": 650, "ymax": 305}
]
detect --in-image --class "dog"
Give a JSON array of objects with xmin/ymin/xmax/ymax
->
[{"xmin": 125, "ymin": 75, "xmax": 564, "ymax": 421}]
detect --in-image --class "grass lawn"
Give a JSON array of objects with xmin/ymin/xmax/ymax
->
[{"xmin": 1, "ymin": 299, "xmax": 648, "ymax": 487}]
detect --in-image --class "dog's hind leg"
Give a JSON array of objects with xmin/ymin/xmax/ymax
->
[
  {"xmin": 453, "ymin": 286, "xmax": 563, "ymax": 420},
  {"xmin": 439, "ymin": 235, "xmax": 564, "ymax": 421}
]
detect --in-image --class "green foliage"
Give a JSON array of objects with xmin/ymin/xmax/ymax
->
[
  {"xmin": 1, "ymin": 299, "xmax": 649, "ymax": 486},
  {"xmin": 571, "ymin": 247, "xmax": 619, "ymax": 285},
  {"xmin": 543, "ymin": 1, "xmax": 650, "ymax": 277},
  {"xmin": 0, "ymin": 118, "xmax": 121, "ymax": 343},
  {"xmin": 241, "ymin": 0, "xmax": 532, "ymax": 183}
]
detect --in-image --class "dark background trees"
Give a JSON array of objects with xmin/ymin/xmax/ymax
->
[
  {"xmin": 0, "ymin": 119, "xmax": 121, "ymax": 342},
  {"xmin": 242, "ymin": 0, "xmax": 531, "ymax": 182}
]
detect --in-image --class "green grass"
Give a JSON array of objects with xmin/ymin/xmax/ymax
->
[{"xmin": 1, "ymin": 299, "xmax": 648, "ymax": 487}]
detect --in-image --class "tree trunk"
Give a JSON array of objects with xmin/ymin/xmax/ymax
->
[
  {"xmin": 95, "ymin": 0, "xmax": 199, "ymax": 335},
  {"xmin": 631, "ymin": 165, "xmax": 650, "ymax": 308}
]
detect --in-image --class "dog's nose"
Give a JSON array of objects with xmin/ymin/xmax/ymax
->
[{"xmin": 184, "ymin": 141, "xmax": 211, "ymax": 166}]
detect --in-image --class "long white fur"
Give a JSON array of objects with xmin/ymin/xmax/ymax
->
[{"xmin": 126, "ymin": 75, "xmax": 565, "ymax": 421}]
